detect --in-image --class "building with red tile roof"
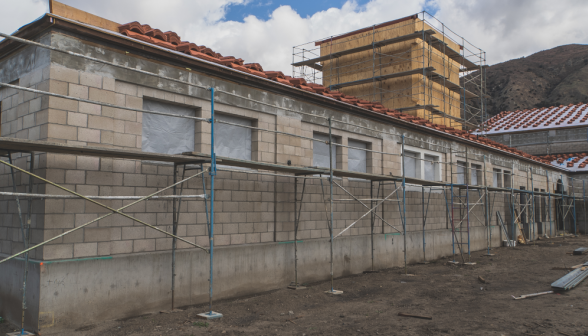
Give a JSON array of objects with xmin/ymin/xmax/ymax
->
[{"xmin": 473, "ymin": 103, "xmax": 588, "ymax": 158}]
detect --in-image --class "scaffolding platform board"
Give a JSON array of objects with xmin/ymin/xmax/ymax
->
[{"xmin": 0, "ymin": 137, "xmax": 211, "ymax": 163}]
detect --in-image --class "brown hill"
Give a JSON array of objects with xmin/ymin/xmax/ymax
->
[{"xmin": 483, "ymin": 44, "xmax": 588, "ymax": 116}]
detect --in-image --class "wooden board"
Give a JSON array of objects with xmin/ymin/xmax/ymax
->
[
  {"xmin": 0, "ymin": 137, "xmax": 209, "ymax": 163},
  {"xmin": 50, "ymin": 0, "xmax": 121, "ymax": 32}
]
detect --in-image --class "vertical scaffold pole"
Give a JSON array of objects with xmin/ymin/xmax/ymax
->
[
  {"xmin": 572, "ymin": 177, "xmax": 577, "ymax": 236},
  {"xmin": 421, "ymin": 185, "xmax": 425, "ymax": 261},
  {"xmin": 370, "ymin": 181, "xmax": 375, "ymax": 271},
  {"xmin": 510, "ymin": 167, "xmax": 515, "ymax": 242},
  {"xmin": 582, "ymin": 180, "xmax": 588, "ymax": 234},
  {"xmin": 561, "ymin": 174, "xmax": 565, "ymax": 234},
  {"xmin": 449, "ymin": 147, "xmax": 456, "ymax": 262},
  {"xmin": 530, "ymin": 168, "xmax": 535, "ymax": 242},
  {"xmin": 326, "ymin": 117, "xmax": 340, "ymax": 294},
  {"xmin": 483, "ymin": 155, "xmax": 490, "ymax": 255},
  {"xmin": 401, "ymin": 135, "xmax": 407, "ymax": 275},
  {"xmin": 171, "ymin": 163, "xmax": 178, "ymax": 310},
  {"xmin": 547, "ymin": 171, "xmax": 552, "ymax": 237},
  {"xmin": 198, "ymin": 87, "xmax": 222, "ymax": 319},
  {"xmin": 7, "ymin": 152, "xmax": 28, "ymax": 336}
]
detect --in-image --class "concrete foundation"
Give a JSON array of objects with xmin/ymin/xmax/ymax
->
[{"xmin": 1, "ymin": 226, "xmax": 501, "ymax": 332}]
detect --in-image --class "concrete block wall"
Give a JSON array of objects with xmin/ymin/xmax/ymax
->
[{"xmin": 0, "ymin": 31, "xmax": 577, "ymax": 263}]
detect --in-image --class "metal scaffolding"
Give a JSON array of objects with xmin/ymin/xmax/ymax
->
[
  {"xmin": 0, "ymin": 28, "xmax": 585, "ymax": 335},
  {"xmin": 292, "ymin": 11, "xmax": 487, "ymax": 131}
]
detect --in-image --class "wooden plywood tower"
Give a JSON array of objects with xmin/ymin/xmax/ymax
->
[{"xmin": 293, "ymin": 14, "xmax": 484, "ymax": 130}]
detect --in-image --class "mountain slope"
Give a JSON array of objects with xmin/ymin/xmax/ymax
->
[{"xmin": 484, "ymin": 44, "xmax": 588, "ymax": 116}]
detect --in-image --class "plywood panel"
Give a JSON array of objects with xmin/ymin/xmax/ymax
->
[
  {"xmin": 319, "ymin": 18, "xmax": 464, "ymax": 129},
  {"xmin": 50, "ymin": 0, "xmax": 121, "ymax": 32}
]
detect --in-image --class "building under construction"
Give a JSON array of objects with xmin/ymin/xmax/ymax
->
[
  {"xmin": 292, "ymin": 12, "xmax": 487, "ymax": 130},
  {"xmin": 0, "ymin": 3, "xmax": 585, "ymax": 334}
]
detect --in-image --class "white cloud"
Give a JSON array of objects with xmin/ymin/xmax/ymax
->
[
  {"xmin": 1, "ymin": 0, "xmax": 587, "ymax": 74},
  {"xmin": 432, "ymin": 0, "xmax": 588, "ymax": 65}
]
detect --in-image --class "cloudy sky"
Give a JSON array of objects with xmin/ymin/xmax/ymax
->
[{"xmin": 2, "ymin": 0, "xmax": 587, "ymax": 74}]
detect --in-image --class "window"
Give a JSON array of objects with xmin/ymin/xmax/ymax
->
[
  {"xmin": 142, "ymin": 99, "xmax": 196, "ymax": 154},
  {"xmin": 403, "ymin": 151, "xmax": 418, "ymax": 178},
  {"xmin": 313, "ymin": 133, "xmax": 338, "ymax": 168},
  {"xmin": 424, "ymin": 154, "xmax": 439, "ymax": 181},
  {"xmin": 215, "ymin": 113, "xmax": 252, "ymax": 160},
  {"xmin": 348, "ymin": 139, "xmax": 367, "ymax": 173},
  {"xmin": 471, "ymin": 164, "xmax": 482, "ymax": 185},
  {"xmin": 493, "ymin": 169, "xmax": 502, "ymax": 188},
  {"xmin": 456, "ymin": 161, "xmax": 466, "ymax": 184},
  {"xmin": 503, "ymin": 170, "xmax": 512, "ymax": 188}
]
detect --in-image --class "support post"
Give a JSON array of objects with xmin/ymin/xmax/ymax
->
[
  {"xmin": 325, "ymin": 117, "xmax": 341, "ymax": 294},
  {"xmin": 422, "ymin": 186, "xmax": 425, "ymax": 261},
  {"xmin": 198, "ymin": 87, "xmax": 222, "ymax": 319},
  {"xmin": 483, "ymin": 155, "xmax": 491, "ymax": 255},
  {"xmin": 530, "ymin": 168, "xmax": 535, "ymax": 242},
  {"xmin": 547, "ymin": 171, "xmax": 552, "ymax": 237},
  {"xmin": 171, "ymin": 163, "xmax": 178, "ymax": 310},
  {"xmin": 370, "ymin": 181, "xmax": 375, "ymax": 271},
  {"xmin": 582, "ymin": 180, "xmax": 588, "ymax": 234},
  {"xmin": 401, "ymin": 135, "xmax": 407, "ymax": 274}
]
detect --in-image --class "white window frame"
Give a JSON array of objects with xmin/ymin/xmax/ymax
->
[{"xmin": 402, "ymin": 146, "xmax": 443, "ymax": 181}]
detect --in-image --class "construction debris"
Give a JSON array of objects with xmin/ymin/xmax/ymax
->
[
  {"xmin": 398, "ymin": 312, "xmax": 432, "ymax": 320},
  {"xmin": 512, "ymin": 291, "xmax": 553, "ymax": 300},
  {"xmin": 478, "ymin": 276, "xmax": 487, "ymax": 284},
  {"xmin": 551, "ymin": 262, "xmax": 588, "ymax": 290},
  {"xmin": 572, "ymin": 247, "xmax": 587, "ymax": 255}
]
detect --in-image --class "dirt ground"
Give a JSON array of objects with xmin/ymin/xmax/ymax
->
[{"xmin": 3, "ymin": 236, "xmax": 588, "ymax": 336}]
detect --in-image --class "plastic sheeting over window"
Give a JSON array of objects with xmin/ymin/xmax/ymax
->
[
  {"xmin": 456, "ymin": 161, "xmax": 466, "ymax": 184},
  {"xmin": 424, "ymin": 154, "xmax": 438, "ymax": 181},
  {"xmin": 142, "ymin": 100, "xmax": 195, "ymax": 155},
  {"xmin": 214, "ymin": 113, "xmax": 252, "ymax": 160},
  {"xmin": 471, "ymin": 164, "xmax": 481, "ymax": 185},
  {"xmin": 313, "ymin": 133, "xmax": 337, "ymax": 168},
  {"xmin": 493, "ymin": 169, "xmax": 502, "ymax": 188},
  {"xmin": 404, "ymin": 151, "xmax": 418, "ymax": 178},
  {"xmin": 348, "ymin": 139, "xmax": 367, "ymax": 173}
]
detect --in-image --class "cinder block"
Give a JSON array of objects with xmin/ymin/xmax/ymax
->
[
  {"xmin": 124, "ymin": 173, "xmax": 147, "ymax": 187},
  {"xmin": 43, "ymin": 244, "xmax": 73, "ymax": 260},
  {"xmin": 155, "ymin": 237, "xmax": 172, "ymax": 250},
  {"xmin": 78, "ymin": 102, "xmax": 101, "ymax": 115},
  {"xmin": 97, "ymin": 242, "xmax": 111, "ymax": 256},
  {"xmin": 102, "ymin": 77, "xmax": 116, "ymax": 91},
  {"xmin": 84, "ymin": 227, "xmax": 121, "ymax": 242},
  {"xmin": 133, "ymin": 239, "xmax": 155, "ymax": 252},
  {"xmin": 113, "ymin": 132, "xmax": 136, "ymax": 148},
  {"xmin": 77, "ymin": 156, "xmax": 100, "ymax": 170},
  {"xmin": 67, "ymin": 111, "xmax": 87, "ymax": 127},
  {"xmin": 47, "ymin": 124, "xmax": 77, "ymax": 141},
  {"xmin": 88, "ymin": 115, "xmax": 114, "ymax": 131},
  {"xmin": 69, "ymin": 83, "xmax": 89, "ymax": 99},
  {"xmin": 44, "ymin": 214, "xmax": 75, "ymax": 229},
  {"xmin": 80, "ymin": 73, "xmax": 102, "ymax": 88},
  {"xmin": 74, "ymin": 242, "xmax": 97, "ymax": 257},
  {"xmin": 50, "ymin": 66, "xmax": 79, "ymax": 84},
  {"xmin": 111, "ymin": 240, "xmax": 133, "ymax": 254},
  {"xmin": 89, "ymin": 88, "xmax": 116, "ymax": 104},
  {"xmin": 122, "ymin": 227, "xmax": 145, "ymax": 240},
  {"xmin": 78, "ymin": 128, "xmax": 100, "ymax": 143}
]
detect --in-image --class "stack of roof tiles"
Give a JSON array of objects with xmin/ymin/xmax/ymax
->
[
  {"xmin": 476, "ymin": 103, "xmax": 588, "ymax": 135},
  {"xmin": 117, "ymin": 21, "xmax": 552, "ymax": 166},
  {"xmin": 541, "ymin": 153, "xmax": 588, "ymax": 171}
]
